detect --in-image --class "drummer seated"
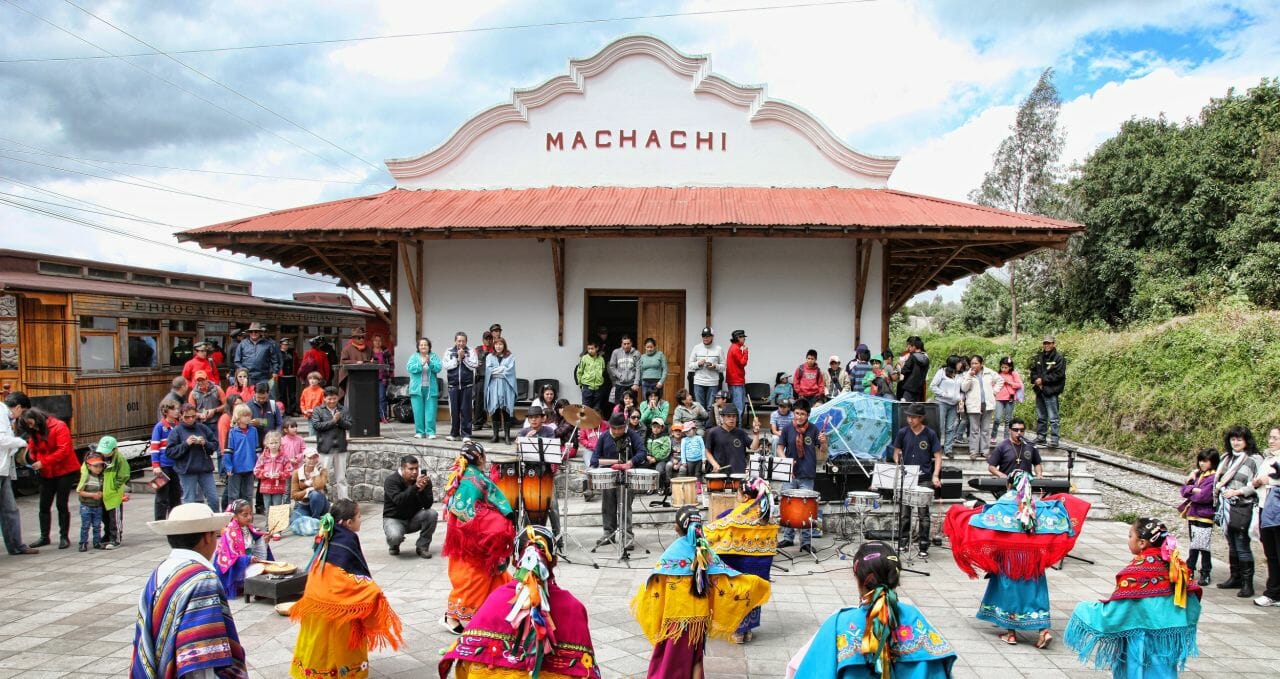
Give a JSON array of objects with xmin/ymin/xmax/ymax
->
[
  {"xmin": 382, "ymin": 456, "xmax": 438, "ymax": 558},
  {"xmin": 517, "ymin": 405, "xmax": 557, "ymax": 440},
  {"xmin": 591, "ymin": 413, "xmax": 648, "ymax": 547}
]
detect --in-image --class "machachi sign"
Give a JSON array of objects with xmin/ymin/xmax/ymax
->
[{"xmin": 546, "ymin": 130, "xmax": 728, "ymax": 151}]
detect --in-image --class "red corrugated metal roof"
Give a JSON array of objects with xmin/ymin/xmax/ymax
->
[{"xmin": 183, "ymin": 187, "xmax": 1081, "ymax": 235}]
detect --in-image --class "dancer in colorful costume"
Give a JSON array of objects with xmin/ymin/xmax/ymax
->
[
  {"xmin": 943, "ymin": 470, "xmax": 1090, "ymax": 649},
  {"xmin": 1065, "ymin": 517, "xmax": 1201, "ymax": 679},
  {"xmin": 442, "ymin": 441, "xmax": 516, "ymax": 633},
  {"xmin": 212, "ymin": 499, "xmax": 272, "ymax": 598},
  {"xmin": 631, "ymin": 505, "xmax": 772, "ymax": 679},
  {"xmin": 704, "ymin": 475, "xmax": 778, "ymax": 644},
  {"xmin": 789, "ymin": 541, "xmax": 957, "ymax": 678},
  {"xmin": 290, "ymin": 498, "xmax": 403, "ymax": 678},
  {"xmin": 439, "ymin": 525, "xmax": 601, "ymax": 679}
]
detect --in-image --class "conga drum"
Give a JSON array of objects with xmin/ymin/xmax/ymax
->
[
  {"xmin": 489, "ymin": 454, "xmax": 520, "ymax": 511},
  {"xmin": 670, "ymin": 478, "xmax": 698, "ymax": 507},
  {"xmin": 706, "ymin": 473, "xmax": 729, "ymax": 493},
  {"xmin": 520, "ymin": 462, "xmax": 555, "ymax": 523},
  {"xmin": 727, "ymin": 474, "xmax": 747, "ymax": 492},
  {"xmin": 709, "ymin": 492, "xmax": 737, "ymax": 520},
  {"xmin": 779, "ymin": 489, "xmax": 820, "ymax": 529}
]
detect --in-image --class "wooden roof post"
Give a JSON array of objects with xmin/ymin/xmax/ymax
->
[
  {"xmin": 398, "ymin": 241, "xmax": 424, "ymax": 336},
  {"xmin": 705, "ymin": 236, "xmax": 713, "ymax": 328},
  {"xmin": 551, "ymin": 238, "xmax": 565, "ymax": 346},
  {"xmin": 880, "ymin": 239, "xmax": 891, "ymax": 351}
]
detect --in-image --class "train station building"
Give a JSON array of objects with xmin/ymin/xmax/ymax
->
[{"xmin": 180, "ymin": 35, "xmax": 1080, "ymax": 396}]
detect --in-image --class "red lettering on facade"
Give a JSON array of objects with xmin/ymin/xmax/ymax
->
[
  {"xmin": 619, "ymin": 129, "xmax": 637, "ymax": 147},
  {"xmin": 721, "ymin": 132, "xmax": 727, "ymax": 150},
  {"xmin": 645, "ymin": 130, "xmax": 661, "ymax": 148},
  {"xmin": 595, "ymin": 130, "xmax": 612, "ymax": 148},
  {"xmin": 695, "ymin": 131, "xmax": 713, "ymax": 150},
  {"xmin": 571, "ymin": 132, "xmax": 587, "ymax": 150},
  {"xmin": 545, "ymin": 132, "xmax": 564, "ymax": 151},
  {"xmin": 670, "ymin": 130, "xmax": 687, "ymax": 149}
]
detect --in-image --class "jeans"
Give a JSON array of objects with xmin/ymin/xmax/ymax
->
[
  {"xmin": 262, "ymin": 493, "xmax": 287, "ymax": 510},
  {"xmin": 641, "ymin": 379, "xmax": 662, "ymax": 399},
  {"xmin": 154, "ymin": 465, "xmax": 183, "ymax": 520},
  {"xmin": 377, "ymin": 382, "xmax": 387, "ymax": 420},
  {"xmin": 38, "ymin": 472, "xmax": 77, "ymax": 540},
  {"xmin": 1035, "ymin": 394, "xmax": 1060, "ymax": 440},
  {"xmin": 729, "ymin": 385, "xmax": 747, "ymax": 418},
  {"xmin": 1226, "ymin": 524, "xmax": 1254, "ymax": 564},
  {"xmin": 383, "ymin": 508, "xmax": 439, "ymax": 551},
  {"xmin": 410, "ymin": 392, "xmax": 438, "ymax": 436},
  {"xmin": 0, "ymin": 476, "xmax": 29, "ymax": 553},
  {"xmin": 968, "ymin": 411, "xmax": 994, "ymax": 459},
  {"xmin": 899, "ymin": 505, "xmax": 932, "ymax": 553},
  {"xmin": 322, "ymin": 453, "xmax": 349, "ymax": 500},
  {"xmin": 78, "ymin": 505, "xmax": 103, "ymax": 545},
  {"xmin": 179, "ymin": 472, "xmax": 220, "ymax": 512},
  {"xmin": 1260, "ymin": 524, "xmax": 1280, "ymax": 599},
  {"xmin": 936, "ymin": 401, "xmax": 958, "ymax": 455},
  {"xmin": 294, "ymin": 491, "xmax": 330, "ymax": 518},
  {"xmin": 580, "ymin": 386, "xmax": 604, "ymax": 417},
  {"xmin": 449, "ymin": 385, "xmax": 473, "ymax": 437},
  {"xmin": 226, "ymin": 472, "xmax": 256, "ymax": 508},
  {"xmin": 694, "ymin": 384, "xmax": 717, "ymax": 412},
  {"xmin": 780, "ymin": 477, "xmax": 816, "ymax": 546},
  {"xmin": 993, "ymin": 400, "xmax": 1016, "ymax": 441}
]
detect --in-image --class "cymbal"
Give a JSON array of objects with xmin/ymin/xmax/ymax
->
[{"xmin": 560, "ymin": 404, "xmax": 602, "ymax": 429}]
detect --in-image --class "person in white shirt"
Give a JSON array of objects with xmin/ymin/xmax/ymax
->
[
  {"xmin": 688, "ymin": 327, "xmax": 724, "ymax": 412},
  {"xmin": 959, "ymin": 355, "xmax": 1003, "ymax": 461},
  {"xmin": 929, "ymin": 356, "xmax": 964, "ymax": 459},
  {"xmin": 0, "ymin": 400, "xmax": 37, "ymax": 555}
]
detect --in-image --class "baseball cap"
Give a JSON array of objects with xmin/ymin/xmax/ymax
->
[
  {"xmin": 194, "ymin": 370, "xmax": 208, "ymax": 380},
  {"xmin": 95, "ymin": 436, "xmax": 118, "ymax": 454},
  {"xmin": 1043, "ymin": 334, "xmax": 1056, "ymax": 343},
  {"xmin": 701, "ymin": 327, "xmax": 714, "ymax": 337}
]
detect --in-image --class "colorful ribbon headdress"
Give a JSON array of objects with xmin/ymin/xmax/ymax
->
[
  {"xmin": 1010, "ymin": 470, "xmax": 1038, "ymax": 534},
  {"xmin": 506, "ymin": 524, "xmax": 557, "ymax": 677},
  {"xmin": 853, "ymin": 542, "xmax": 902, "ymax": 679}
]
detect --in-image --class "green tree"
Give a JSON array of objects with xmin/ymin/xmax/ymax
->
[
  {"xmin": 969, "ymin": 68, "xmax": 1067, "ymax": 341},
  {"xmin": 958, "ymin": 273, "xmax": 1011, "ymax": 337}
]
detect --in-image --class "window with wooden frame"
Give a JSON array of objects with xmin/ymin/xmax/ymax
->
[
  {"xmin": 79, "ymin": 316, "xmax": 118, "ymax": 372},
  {"xmin": 127, "ymin": 318, "xmax": 159, "ymax": 369},
  {"xmin": 169, "ymin": 320, "xmax": 198, "ymax": 367}
]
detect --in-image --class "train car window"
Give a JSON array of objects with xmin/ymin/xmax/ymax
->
[
  {"xmin": 125, "ymin": 319, "xmax": 159, "ymax": 369},
  {"xmin": 80, "ymin": 316, "xmax": 116, "ymax": 330},
  {"xmin": 206, "ymin": 322, "xmax": 230, "ymax": 334},
  {"xmin": 170, "ymin": 320, "xmax": 197, "ymax": 367},
  {"xmin": 80, "ymin": 335, "xmax": 116, "ymax": 371}
]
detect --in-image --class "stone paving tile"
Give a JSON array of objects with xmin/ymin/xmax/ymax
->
[{"xmin": 3, "ymin": 492, "xmax": 1280, "ymax": 678}]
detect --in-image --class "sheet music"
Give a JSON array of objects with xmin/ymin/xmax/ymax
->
[{"xmin": 515, "ymin": 437, "xmax": 564, "ymax": 464}]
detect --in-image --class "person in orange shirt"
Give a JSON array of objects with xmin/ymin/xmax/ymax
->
[{"xmin": 299, "ymin": 372, "xmax": 325, "ymax": 419}]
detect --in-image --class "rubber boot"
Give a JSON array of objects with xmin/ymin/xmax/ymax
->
[
  {"xmin": 1198, "ymin": 553, "xmax": 1212, "ymax": 587},
  {"xmin": 492, "ymin": 411, "xmax": 502, "ymax": 443},
  {"xmin": 1217, "ymin": 557, "xmax": 1242, "ymax": 589},
  {"xmin": 1237, "ymin": 563, "xmax": 1255, "ymax": 598},
  {"xmin": 503, "ymin": 411, "xmax": 512, "ymax": 443}
]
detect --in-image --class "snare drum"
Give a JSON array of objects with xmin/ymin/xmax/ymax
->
[
  {"xmin": 627, "ymin": 468, "xmax": 660, "ymax": 492},
  {"xmin": 846, "ymin": 491, "xmax": 880, "ymax": 513},
  {"xmin": 670, "ymin": 478, "xmax": 698, "ymax": 506},
  {"xmin": 491, "ymin": 458, "xmax": 556, "ymax": 522},
  {"xmin": 727, "ymin": 474, "xmax": 747, "ymax": 492},
  {"xmin": 705, "ymin": 473, "xmax": 728, "ymax": 492},
  {"xmin": 779, "ymin": 489, "xmax": 820, "ymax": 529},
  {"xmin": 586, "ymin": 468, "xmax": 620, "ymax": 491},
  {"xmin": 904, "ymin": 486, "xmax": 934, "ymax": 508}
]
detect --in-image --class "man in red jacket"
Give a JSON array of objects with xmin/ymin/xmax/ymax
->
[
  {"xmin": 181, "ymin": 341, "xmax": 219, "ymax": 386},
  {"xmin": 19, "ymin": 408, "xmax": 80, "ymax": 549},
  {"xmin": 726, "ymin": 329, "xmax": 749, "ymax": 417}
]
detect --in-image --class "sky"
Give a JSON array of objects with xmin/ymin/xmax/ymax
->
[{"xmin": 1, "ymin": 0, "xmax": 1276, "ymax": 302}]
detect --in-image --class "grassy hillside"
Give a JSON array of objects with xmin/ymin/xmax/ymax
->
[{"xmin": 916, "ymin": 310, "xmax": 1280, "ymax": 467}]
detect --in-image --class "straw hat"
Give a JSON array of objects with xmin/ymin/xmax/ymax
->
[{"xmin": 147, "ymin": 503, "xmax": 232, "ymax": 536}]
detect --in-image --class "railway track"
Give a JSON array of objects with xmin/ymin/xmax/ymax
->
[{"xmin": 1058, "ymin": 440, "xmax": 1185, "ymax": 508}]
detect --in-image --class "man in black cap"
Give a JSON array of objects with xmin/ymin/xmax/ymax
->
[
  {"xmin": 688, "ymin": 326, "xmax": 723, "ymax": 411},
  {"xmin": 591, "ymin": 413, "xmax": 647, "ymax": 548},
  {"xmin": 892, "ymin": 403, "xmax": 942, "ymax": 559},
  {"xmin": 726, "ymin": 329, "xmax": 749, "ymax": 416},
  {"xmin": 704, "ymin": 405, "xmax": 762, "ymax": 475},
  {"xmin": 517, "ymin": 405, "xmax": 556, "ymax": 439}
]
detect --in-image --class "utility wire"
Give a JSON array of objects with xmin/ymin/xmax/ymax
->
[
  {"xmin": 0, "ymin": 0, "xmax": 879, "ymax": 63},
  {"xmin": 0, "ymin": 137, "xmax": 387, "ymax": 186},
  {"xmin": 0, "ymin": 153, "xmax": 279, "ymax": 211},
  {"xmin": 1, "ymin": 0, "xmax": 374, "ymax": 181},
  {"xmin": 0, "ymin": 195, "xmax": 336, "ymax": 283},
  {"xmin": 0, "ymin": 189, "xmax": 170, "ymax": 225},
  {"xmin": 62, "ymin": 0, "xmax": 386, "ymax": 176},
  {"xmin": 0, "ymin": 174, "xmax": 175, "ymax": 224}
]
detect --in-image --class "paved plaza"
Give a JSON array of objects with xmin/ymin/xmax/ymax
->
[{"xmin": 1, "ymin": 491, "xmax": 1277, "ymax": 678}]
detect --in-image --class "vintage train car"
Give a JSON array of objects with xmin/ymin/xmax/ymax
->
[{"xmin": 0, "ymin": 249, "xmax": 370, "ymax": 448}]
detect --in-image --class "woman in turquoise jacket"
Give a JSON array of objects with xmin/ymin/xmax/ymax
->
[{"xmin": 406, "ymin": 337, "xmax": 442, "ymax": 439}]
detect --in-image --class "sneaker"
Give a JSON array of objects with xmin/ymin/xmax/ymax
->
[
  {"xmin": 595, "ymin": 535, "xmax": 616, "ymax": 547},
  {"xmin": 917, "ymin": 550, "xmax": 929, "ymax": 559},
  {"xmin": 92, "ymin": 541, "xmax": 104, "ymax": 550},
  {"xmin": 78, "ymin": 543, "xmax": 87, "ymax": 552},
  {"xmin": 417, "ymin": 547, "xmax": 433, "ymax": 559},
  {"xmin": 462, "ymin": 437, "xmax": 472, "ymax": 444},
  {"xmin": 414, "ymin": 434, "xmax": 424, "ymax": 439},
  {"xmin": 1049, "ymin": 438, "xmax": 1060, "ymax": 448},
  {"xmin": 798, "ymin": 544, "xmax": 816, "ymax": 555},
  {"xmin": 446, "ymin": 436, "xmax": 457, "ymax": 442},
  {"xmin": 103, "ymin": 542, "xmax": 117, "ymax": 550},
  {"xmin": 1255, "ymin": 595, "xmax": 1280, "ymax": 607},
  {"xmin": 428, "ymin": 434, "xmax": 438, "ymax": 440},
  {"xmin": 389, "ymin": 546, "xmax": 400, "ymax": 556}
]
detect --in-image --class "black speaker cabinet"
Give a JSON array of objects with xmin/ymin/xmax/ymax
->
[
  {"xmin": 891, "ymin": 400, "xmax": 941, "ymax": 436},
  {"xmin": 343, "ymin": 364, "xmax": 385, "ymax": 438},
  {"xmin": 816, "ymin": 469, "xmax": 873, "ymax": 501}
]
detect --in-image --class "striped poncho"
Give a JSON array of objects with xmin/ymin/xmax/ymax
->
[{"xmin": 131, "ymin": 550, "xmax": 247, "ymax": 678}]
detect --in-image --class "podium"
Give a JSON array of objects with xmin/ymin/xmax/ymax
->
[{"xmin": 344, "ymin": 364, "xmax": 386, "ymax": 438}]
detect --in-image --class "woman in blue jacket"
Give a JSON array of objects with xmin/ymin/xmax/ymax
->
[
  {"xmin": 485, "ymin": 337, "xmax": 517, "ymax": 443},
  {"xmin": 165, "ymin": 404, "xmax": 220, "ymax": 512},
  {"xmin": 406, "ymin": 337, "xmax": 442, "ymax": 439}
]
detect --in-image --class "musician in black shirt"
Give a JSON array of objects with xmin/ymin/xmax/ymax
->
[
  {"xmin": 592, "ymin": 413, "xmax": 647, "ymax": 547},
  {"xmin": 704, "ymin": 406, "xmax": 762, "ymax": 474},
  {"xmin": 985, "ymin": 417, "xmax": 1043, "ymax": 479}
]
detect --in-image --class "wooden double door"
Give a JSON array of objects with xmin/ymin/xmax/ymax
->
[{"xmin": 586, "ymin": 290, "xmax": 685, "ymax": 406}]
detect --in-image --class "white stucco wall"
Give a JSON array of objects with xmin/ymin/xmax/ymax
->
[
  {"xmin": 394, "ymin": 238, "xmax": 884, "ymax": 388},
  {"xmin": 396, "ymin": 53, "xmax": 886, "ymax": 190}
]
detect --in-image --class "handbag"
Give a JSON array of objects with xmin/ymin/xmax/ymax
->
[{"xmin": 1226, "ymin": 498, "xmax": 1255, "ymax": 531}]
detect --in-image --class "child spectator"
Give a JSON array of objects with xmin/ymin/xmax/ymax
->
[
  {"xmin": 299, "ymin": 371, "xmax": 325, "ymax": 419},
  {"xmin": 640, "ymin": 389, "xmax": 669, "ymax": 425},
  {"xmin": 863, "ymin": 355, "xmax": 894, "ymax": 399},
  {"xmin": 792, "ymin": 349, "xmax": 825, "ymax": 401},
  {"xmin": 254, "ymin": 430, "xmax": 293, "ymax": 538},
  {"xmin": 709, "ymin": 390, "xmax": 729, "ymax": 430},
  {"xmin": 224, "ymin": 404, "xmax": 259, "ymax": 507},
  {"xmin": 1179, "ymin": 448, "xmax": 1219, "ymax": 586},
  {"xmin": 770, "ymin": 399, "xmax": 794, "ymax": 450},
  {"xmin": 90, "ymin": 435, "xmax": 130, "ymax": 549},
  {"xmin": 677, "ymin": 421, "xmax": 708, "ymax": 489},
  {"xmin": 575, "ymin": 341, "xmax": 606, "ymax": 416},
  {"xmin": 769, "ymin": 373, "xmax": 794, "ymax": 406},
  {"xmin": 76, "ymin": 452, "xmax": 107, "ymax": 551},
  {"xmin": 280, "ymin": 417, "xmax": 307, "ymax": 468},
  {"xmin": 826, "ymin": 355, "xmax": 843, "ymax": 399},
  {"xmin": 213, "ymin": 499, "xmax": 272, "ymax": 598},
  {"xmin": 644, "ymin": 418, "xmax": 674, "ymax": 494}
]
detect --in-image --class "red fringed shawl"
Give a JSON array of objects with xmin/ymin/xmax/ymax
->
[{"xmin": 944, "ymin": 493, "xmax": 1091, "ymax": 581}]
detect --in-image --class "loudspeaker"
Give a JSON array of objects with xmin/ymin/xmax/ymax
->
[{"xmin": 891, "ymin": 401, "xmax": 940, "ymax": 436}]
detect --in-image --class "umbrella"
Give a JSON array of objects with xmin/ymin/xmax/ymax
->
[{"xmin": 810, "ymin": 392, "xmax": 894, "ymax": 460}]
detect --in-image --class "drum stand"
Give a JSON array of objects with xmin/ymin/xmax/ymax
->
[
  {"xmin": 891, "ymin": 458, "xmax": 930, "ymax": 577},
  {"xmin": 542, "ymin": 427, "xmax": 597, "ymax": 567},
  {"xmin": 591, "ymin": 483, "xmax": 650, "ymax": 563}
]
